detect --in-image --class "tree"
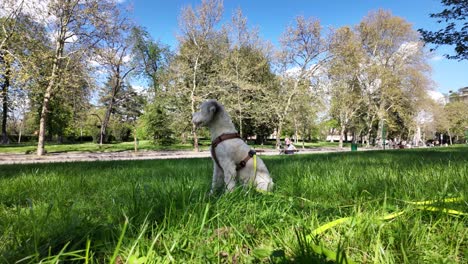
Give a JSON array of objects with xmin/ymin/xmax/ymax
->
[
  {"xmin": 138, "ymin": 101, "xmax": 174, "ymax": 145},
  {"xmin": 130, "ymin": 26, "xmax": 173, "ymax": 148},
  {"xmin": 288, "ymin": 82, "xmax": 319, "ymax": 148},
  {"xmin": 418, "ymin": 0, "xmax": 467, "ymax": 60},
  {"xmin": 328, "ymin": 26, "xmax": 365, "ymax": 148},
  {"xmin": 439, "ymin": 101, "xmax": 468, "ymax": 144},
  {"xmin": 130, "ymin": 26, "xmax": 172, "ymax": 95},
  {"xmin": 174, "ymin": 0, "xmax": 224, "ymax": 151},
  {"xmin": 0, "ymin": 1, "xmax": 42, "ymax": 144},
  {"xmin": 357, "ymin": 10, "xmax": 430, "ymax": 147},
  {"xmin": 272, "ymin": 16, "xmax": 329, "ymax": 147},
  {"xmin": 0, "ymin": 43, "xmax": 12, "ymax": 144},
  {"xmin": 93, "ymin": 15, "xmax": 136, "ymax": 145},
  {"xmin": 109, "ymin": 84, "xmax": 145, "ymax": 149},
  {"xmin": 220, "ymin": 8, "xmax": 272, "ymax": 138},
  {"xmin": 33, "ymin": 0, "xmax": 121, "ymax": 155}
]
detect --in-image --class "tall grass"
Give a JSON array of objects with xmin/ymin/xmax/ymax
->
[
  {"xmin": 0, "ymin": 141, "xmax": 209, "ymax": 154},
  {"xmin": 0, "ymin": 147, "xmax": 467, "ymax": 263},
  {"xmin": 0, "ymin": 140, "xmax": 345, "ymax": 154}
]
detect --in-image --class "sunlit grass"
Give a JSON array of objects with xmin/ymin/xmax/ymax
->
[
  {"xmin": 0, "ymin": 146, "xmax": 467, "ymax": 263},
  {"xmin": 0, "ymin": 140, "xmax": 208, "ymax": 154},
  {"xmin": 0, "ymin": 140, "xmax": 347, "ymax": 154}
]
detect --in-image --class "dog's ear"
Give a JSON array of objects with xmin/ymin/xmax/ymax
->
[{"xmin": 208, "ymin": 100, "xmax": 219, "ymax": 114}]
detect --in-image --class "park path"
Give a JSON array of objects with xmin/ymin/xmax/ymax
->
[{"xmin": 0, "ymin": 147, "xmax": 364, "ymax": 165}]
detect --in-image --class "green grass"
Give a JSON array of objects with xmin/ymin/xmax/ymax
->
[
  {"xmin": 0, "ymin": 140, "xmax": 344, "ymax": 154},
  {"xmin": 0, "ymin": 147, "xmax": 467, "ymax": 263},
  {"xmin": 0, "ymin": 140, "xmax": 208, "ymax": 154}
]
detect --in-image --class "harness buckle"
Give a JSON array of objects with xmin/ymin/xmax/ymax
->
[
  {"xmin": 239, "ymin": 160, "xmax": 246, "ymax": 167},
  {"xmin": 248, "ymin": 150, "xmax": 256, "ymax": 157}
]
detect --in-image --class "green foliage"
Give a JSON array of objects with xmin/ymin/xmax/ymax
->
[
  {"xmin": 0, "ymin": 147, "xmax": 467, "ymax": 262},
  {"xmin": 130, "ymin": 26, "xmax": 172, "ymax": 93},
  {"xmin": 138, "ymin": 102, "xmax": 174, "ymax": 145},
  {"xmin": 418, "ymin": 0, "xmax": 468, "ymax": 60},
  {"xmin": 2, "ymin": 1, "xmax": 445, "ymax": 152},
  {"xmin": 444, "ymin": 101, "xmax": 468, "ymax": 137}
]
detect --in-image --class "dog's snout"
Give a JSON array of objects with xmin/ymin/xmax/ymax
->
[{"xmin": 192, "ymin": 112, "xmax": 202, "ymax": 127}]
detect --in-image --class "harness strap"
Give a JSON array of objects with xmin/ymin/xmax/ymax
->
[
  {"xmin": 211, "ymin": 133, "xmax": 241, "ymax": 170},
  {"xmin": 210, "ymin": 133, "xmax": 256, "ymax": 177},
  {"xmin": 212, "ymin": 133, "xmax": 241, "ymax": 148},
  {"xmin": 235, "ymin": 149, "xmax": 256, "ymax": 171}
]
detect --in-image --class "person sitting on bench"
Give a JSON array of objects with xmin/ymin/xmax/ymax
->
[{"xmin": 284, "ymin": 137, "xmax": 296, "ymax": 154}]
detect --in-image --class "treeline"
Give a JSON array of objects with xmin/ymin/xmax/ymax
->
[{"xmin": 1, "ymin": 0, "xmax": 467, "ymax": 154}]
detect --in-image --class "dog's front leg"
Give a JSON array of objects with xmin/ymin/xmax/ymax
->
[
  {"xmin": 210, "ymin": 163, "xmax": 224, "ymax": 195},
  {"xmin": 223, "ymin": 164, "xmax": 237, "ymax": 192}
]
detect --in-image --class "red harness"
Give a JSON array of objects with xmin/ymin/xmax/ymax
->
[{"xmin": 211, "ymin": 133, "xmax": 255, "ymax": 172}]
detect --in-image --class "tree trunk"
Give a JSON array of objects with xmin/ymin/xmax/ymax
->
[
  {"xmin": 294, "ymin": 117, "xmax": 299, "ymax": 144},
  {"xmin": 37, "ymin": 33, "xmax": 65, "ymax": 156},
  {"xmin": 447, "ymin": 130, "xmax": 452, "ymax": 145},
  {"xmin": 276, "ymin": 122, "xmax": 282, "ymax": 148},
  {"xmin": 134, "ymin": 127, "xmax": 138, "ymax": 152},
  {"xmin": 413, "ymin": 125, "xmax": 421, "ymax": 147},
  {"xmin": 18, "ymin": 123, "xmax": 22, "ymax": 144},
  {"xmin": 37, "ymin": 87, "xmax": 53, "ymax": 156},
  {"xmin": 1, "ymin": 52, "xmax": 10, "ymax": 144},
  {"xmin": 364, "ymin": 108, "xmax": 376, "ymax": 148},
  {"xmin": 101, "ymin": 96, "xmax": 115, "ymax": 144},
  {"xmin": 236, "ymin": 63, "xmax": 243, "ymax": 138},
  {"xmin": 237, "ymin": 89, "xmax": 243, "ymax": 138},
  {"xmin": 366, "ymin": 130, "xmax": 371, "ymax": 148},
  {"xmin": 339, "ymin": 125, "xmax": 345, "ymax": 149},
  {"xmin": 100, "ymin": 70, "xmax": 122, "ymax": 144},
  {"xmin": 192, "ymin": 124, "xmax": 199, "ymax": 152},
  {"xmin": 276, "ymin": 80, "xmax": 299, "ymax": 148},
  {"xmin": 377, "ymin": 117, "xmax": 385, "ymax": 148},
  {"xmin": 91, "ymin": 113, "xmax": 104, "ymax": 145},
  {"xmin": 191, "ymin": 54, "xmax": 200, "ymax": 152},
  {"xmin": 302, "ymin": 126, "xmax": 306, "ymax": 149}
]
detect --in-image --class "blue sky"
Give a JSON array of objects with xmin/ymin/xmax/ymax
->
[{"xmin": 127, "ymin": 0, "xmax": 467, "ymax": 95}]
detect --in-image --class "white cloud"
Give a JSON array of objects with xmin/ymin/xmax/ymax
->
[
  {"xmin": 284, "ymin": 64, "xmax": 324, "ymax": 78},
  {"xmin": 132, "ymin": 85, "xmax": 146, "ymax": 93},
  {"xmin": 415, "ymin": 110, "xmax": 433, "ymax": 124},
  {"xmin": 427, "ymin": 90, "xmax": 447, "ymax": 105},
  {"xmin": 430, "ymin": 55, "xmax": 444, "ymax": 62},
  {"xmin": 48, "ymin": 30, "xmax": 78, "ymax": 43},
  {"xmin": 122, "ymin": 54, "xmax": 132, "ymax": 63},
  {"xmin": 390, "ymin": 41, "xmax": 420, "ymax": 64},
  {"xmin": 87, "ymin": 58, "xmax": 101, "ymax": 67}
]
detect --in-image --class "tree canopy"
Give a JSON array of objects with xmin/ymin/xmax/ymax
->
[
  {"xmin": 1, "ymin": 0, "xmax": 466, "ymax": 153},
  {"xmin": 418, "ymin": 0, "xmax": 468, "ymax": 60}
]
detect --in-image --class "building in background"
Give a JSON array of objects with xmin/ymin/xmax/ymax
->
[{"xmin": 449, "ymin": 87, "xmax": 468, "ymax": 103}]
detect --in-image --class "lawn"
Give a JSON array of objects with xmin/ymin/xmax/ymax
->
[
  {"xmin": 0, "ymin": 147, "xmax": 466, "ymax": 263},
  {"xmin": 0, "ymin": 141, "xmax": 205, "ymax": 154},
  {"xmin": 0, "ymin": 140, "xmax": 345, "ymax": 154}
]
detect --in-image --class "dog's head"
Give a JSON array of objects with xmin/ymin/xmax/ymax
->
[{"xmin": 192, "ymin": 99, "xmax": 220, "ymax": 128}]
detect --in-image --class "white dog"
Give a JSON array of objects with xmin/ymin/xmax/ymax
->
[{"xmin": 192, "ymin": 99, "xmax": 274, "ymax": 193}]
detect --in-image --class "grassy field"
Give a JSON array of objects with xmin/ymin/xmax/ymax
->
[
  {"xmin": 0, "ymin": 140, "xmax": 345, "ymax": 154},
  {"xmin": 0, "ymin": 147, "xmax": 467, "ymax": 263},
  {"xmin": 0, "ymin": 141, "xmax": 203, "ymax": 154}
]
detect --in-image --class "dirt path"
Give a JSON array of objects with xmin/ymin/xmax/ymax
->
[{"xmin": 0, "ymin": 147, "xmax": 365, "ymax": 165}]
